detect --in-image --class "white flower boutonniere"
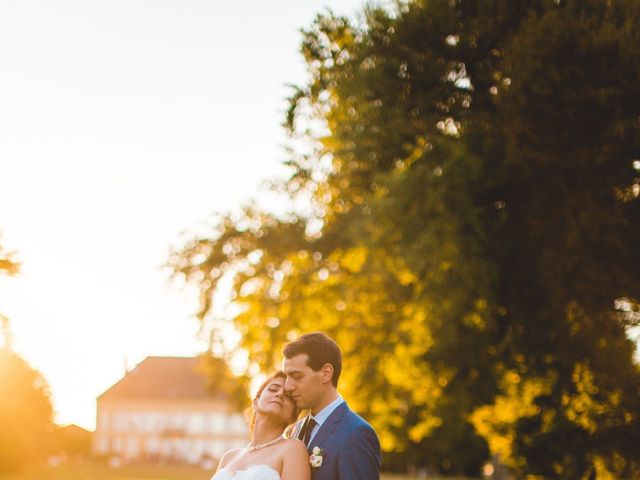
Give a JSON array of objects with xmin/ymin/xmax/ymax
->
[{"xmin": 309, "ymin": 446, "xmax": 325, "ymax": 468}]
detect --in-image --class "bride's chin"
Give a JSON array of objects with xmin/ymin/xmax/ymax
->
[{"xmin": 257, "ymin": 409, "xmax": 288, "ymax": 425}]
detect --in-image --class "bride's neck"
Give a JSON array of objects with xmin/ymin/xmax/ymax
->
[{"xmin": 251, "ymin": 415, "xmax": 285, "ymax": 444}]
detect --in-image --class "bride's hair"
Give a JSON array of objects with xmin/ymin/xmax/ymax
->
[{"xmin": 246, "ymin": 371, "xmax": 301, "ymax": 433}]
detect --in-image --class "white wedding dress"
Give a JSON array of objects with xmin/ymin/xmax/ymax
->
[{"xmin": 211, "ymin": 464, "xmax": 281, "ymax": 480}]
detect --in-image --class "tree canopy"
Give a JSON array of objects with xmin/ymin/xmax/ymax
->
[
  {"xmin": 0, "ymin": 238, "xmax": 20, "ymax": 348},
  {"xmin": 0, "ymin": 239, "xmax": 54, "ymax": 472},
  {"xmin": 0, "ymin": 348, "xmax": 55, "ymax": 472},
  {"xmin": 169, "ymin": 1, "xmax": 640, "ymax": 477}
]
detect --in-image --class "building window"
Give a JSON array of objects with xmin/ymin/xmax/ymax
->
[
  {"xmin": 188, "ymin": 413, "xmax": 205, "ymax": 434},
  {"xmin": 113, "ymin": 438, "xmax": 123, "ymax": 453},
  {"xmin": 145, "ymin": 437, "xmax": 160, "ymax": 456},
  {"xmin": 207, "ymin": 440, "xmax": 226, "ymax": 459},
  {"xmin": 94, "ymin": 436, "xmax": 109, "ymax": 454},
  {"xmin": 228, "ymin": 414, "xmax": 248, "ymax": 435},
  {"xmin": 210, "ymin": 412, "xmax": 225, "ymax": 434},
  {"xmin": 171, "ymin": 412, "xmax": 185, "ymax": 430},
  {"xmin": 125, "ymin": 438, "xmax": 139, "ymax": 459},
  {"xmin": 114, "ymin": 412, "xmax": 129, "ymax": 433},
  {"xmin": 98, "ymin": 412, "xmax": 110, "ymax": 431}
]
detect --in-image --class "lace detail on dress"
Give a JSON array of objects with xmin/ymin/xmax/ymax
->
[{"xmin": 211, "ymin": 464, "xmax": 281, "ymax": 480}]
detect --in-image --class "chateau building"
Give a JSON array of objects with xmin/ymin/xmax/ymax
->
[{"xmin": 93, "ymin": 356, "xmax": 248, "ymax": 464}]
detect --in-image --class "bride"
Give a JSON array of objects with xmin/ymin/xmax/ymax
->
[{"xmin": 211, "ymin": 371, "xmax": 310, "ymax": 480}]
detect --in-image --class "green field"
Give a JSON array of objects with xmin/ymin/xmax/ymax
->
[{"xmin": 0, "ymin": 463, "xmax": 467, "ymax": 480}]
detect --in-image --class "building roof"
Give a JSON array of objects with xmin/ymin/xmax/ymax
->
[{"xmin": 98, "ymin": 356, "xmax": 225, "ymax": 402}]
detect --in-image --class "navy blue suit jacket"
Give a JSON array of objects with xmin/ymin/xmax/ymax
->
[{"xmin": 293, "ymin": 402, "xmax": 381, "ymax": 480}]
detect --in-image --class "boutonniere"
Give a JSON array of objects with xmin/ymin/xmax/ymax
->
[{"xmin": 309, "ymin": 446, "xmax": 325, "ymax": 468}]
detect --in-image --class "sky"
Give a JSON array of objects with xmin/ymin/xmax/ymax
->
[{"xmin": 0, "ymin": 0, "xmax": 368, "ymax": 431}]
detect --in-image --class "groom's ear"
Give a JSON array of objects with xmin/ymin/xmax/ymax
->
[{"xmin": 320, "ymin": 363, "xmax": 334, "ymax": 385}]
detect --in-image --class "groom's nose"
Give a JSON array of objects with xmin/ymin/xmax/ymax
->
[{"xmin": 284, "ymin": 377, "xmax": 294, "ymax": 392}]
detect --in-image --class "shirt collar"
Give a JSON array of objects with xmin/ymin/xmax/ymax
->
[{"xmin": 311, "ymin": 394, "xmax": 344, "ymax": 427}]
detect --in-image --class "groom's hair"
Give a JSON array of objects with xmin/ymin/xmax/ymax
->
[{"xmin": 283, "ymin": 332, "xmax": 342, "ymax": 387}]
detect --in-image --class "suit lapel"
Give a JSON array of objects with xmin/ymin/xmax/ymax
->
[{"xmin": 307, "ymin": 401, "xmax": 349, "ymax": 452}]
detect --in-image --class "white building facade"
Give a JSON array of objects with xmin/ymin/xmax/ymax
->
[{"xmin": 93, "ymin": 357, "xmax": 248, "ymax": 464}]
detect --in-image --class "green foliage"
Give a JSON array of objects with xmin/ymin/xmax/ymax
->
[
  {"xmin": 0, "ymin": 348, "xmax": 54, "ymax": 472},
  {"xmin": 0, "ymin": 238, "xmax": 20, "ymax": 349},
  {"xmin": 169, "ymin": 0, "xmax": 640, "ymax": 477},
  {"xmin": 51, "ymin": 424, "xmax": 92, "ymax": 458},
  {"xmin": 0, "ymin": 245, "xmax": 19, "ymax": 277},
  {"xmin": 201, "ymin": 355, "xmax": 251, "ymax": 412},
  {"xmin": 481, "ymin": 2, "xmax": 640, "ymax": 477},
  {"xmin": 0, "ymin": 238, "xmax": 54, "ymax": 472},
  {"xmin": 0, "ymin": 462, "xmax": 428, "ymax": 480}
]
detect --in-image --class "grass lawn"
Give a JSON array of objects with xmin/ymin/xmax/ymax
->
[
  {"xmin": 0, "ymin": 463, "xmax": 210, "ymax": 480},
  {"xmin": 0, "ymin": 463, "xmax": 471, "ymax": 480}
]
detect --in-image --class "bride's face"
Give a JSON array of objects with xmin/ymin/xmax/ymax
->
[{"xmin": 255, "ymin": 377, "xmax": 297, "ymax": 425}]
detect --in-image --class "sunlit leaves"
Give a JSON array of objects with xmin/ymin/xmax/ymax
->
[
  {"xmin": 0, "ymin": 349, "xmax": 54, "ymax": 472},
  {"xmin": 470, "ymin": 372, "xmax": 554, "ymax": 469},
  {"xmin": 170, "ymin": 0, "xmax": 640, "ymax": 477},
  {"xmin": 0, "ymin": 239, "xmax": 20, "ymax": 350}
]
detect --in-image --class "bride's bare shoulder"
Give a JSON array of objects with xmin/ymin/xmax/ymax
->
[
  {"xmin": 281, "ymin": 438, "xmax": 308, "ymax": 455},
  {"xmin": 280, "ymin": 439, "xmax": 311, "ymax": 479}
]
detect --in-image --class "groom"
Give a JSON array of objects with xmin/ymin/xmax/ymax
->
[{"xmin": 283, "ymin": 332, "xmax": 381, "ymax": 479}]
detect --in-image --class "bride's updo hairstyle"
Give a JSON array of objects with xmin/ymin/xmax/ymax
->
[{"xmin": 246, "ymin": 371, "xmax": 300, "ymax": 432}]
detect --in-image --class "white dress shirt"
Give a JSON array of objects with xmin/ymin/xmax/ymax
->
[{"xmin": 307, "ymin": 394, "xmax": 344, "ymax": 445}]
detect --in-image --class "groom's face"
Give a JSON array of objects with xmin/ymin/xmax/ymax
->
[{"xmin": 283, "ymin": 353, "xmax": 324, "ymax": 410}]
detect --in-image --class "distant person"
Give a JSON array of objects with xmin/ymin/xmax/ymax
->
[
  {"xmin": 211, "ymin": 371, "xmax": 310, "ymax": 480},
  {"xmin": 283, "ymin": 332, "xmax": 381, "ymax": 480}
]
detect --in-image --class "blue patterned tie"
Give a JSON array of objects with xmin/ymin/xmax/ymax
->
[{"xmin": 301, "ymin": 416, "xmax": 317, "ymax": 447}]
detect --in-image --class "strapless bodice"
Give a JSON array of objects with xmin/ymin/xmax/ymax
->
[{"xmin": 211, "ymin": 464, "xmax": 281, "ymax": 480}]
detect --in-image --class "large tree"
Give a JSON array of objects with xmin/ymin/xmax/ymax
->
[
  {"xmin": 170, "ymin": 0, "xmax": 640, "ymax": 477},
  {"xmin": 0, "ymin": 348, "xmax": 54, "ymax": 472},
  {"xmin": 468, "ymin": 2, "xmax": 640, "ymax": 477},
  {"xmin": 0, "ymin": 238, "xmax": 20, "ymax": 348},
  {"xmin": 0, "ymin": 239, "xmax": 54, "ymax": 473}
]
